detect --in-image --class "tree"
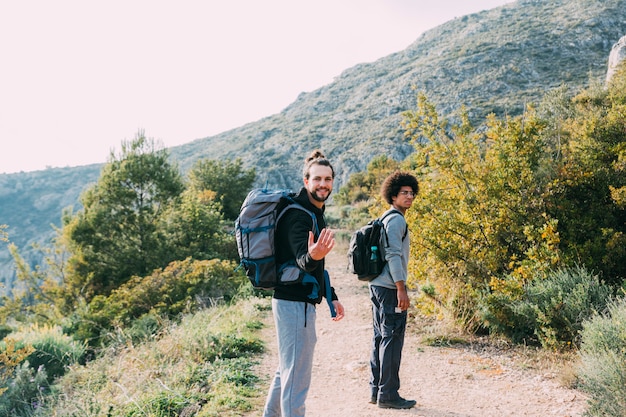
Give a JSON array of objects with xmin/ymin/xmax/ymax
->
[
  {"xmin": 335, "ymin": 155, "xmax": 400, "ymax": 206},
  {"xmin": 543, "ymin": 63, "xmax": 626, "ymax": 284},
  {"xmin": 402, "ymin": 94, "xmax": 560, "ymax": 331},
  {"xmin": 1, "ymin": 242, "xmax": 64, "ymax": 324},
  {"xmin": 1, "ymin": 225, "xmax": 83, "ymax": 322},
  {"xmin": 187, "ymin": 158, "xmax": 255, "ymax": 221},
  {"xmin": 401, "ymin": 70, "xmax": 626, "ymax": 334},
  {"xmin": 160, "ymin": 188, "xmax": 238, "ymax": 262},
  {"xmin": 62, "ymin": 132, "xmax": 185, "ymax": 302},
  {"xmin": 334, "ymin": 155, "xmax": 401, "ymax": 230}
]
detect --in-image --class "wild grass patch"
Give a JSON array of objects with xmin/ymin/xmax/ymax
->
[
  {"xmin": 35, "ymin": 297, "xmax": 269, "ymax": 417},
  {"xmin": 578, "ymin": 297, "xmax": 626, "ymax": 417}
]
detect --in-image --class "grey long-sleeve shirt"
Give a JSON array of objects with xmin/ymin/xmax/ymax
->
[{"xmin": 368, "ymin": 208, "xmax": 409, "ymax": 290}]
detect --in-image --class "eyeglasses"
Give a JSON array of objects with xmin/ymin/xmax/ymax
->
[{"xmin": 398, "ymin": 190, "xmax": 415, "ymax": 197}]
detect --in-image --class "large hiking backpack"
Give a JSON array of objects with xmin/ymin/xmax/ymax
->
[
  {"xmin": 347, "ymin": 210, "xmax": 404, "ymax": 281},
  {"xmin": 235, "ymin": 188, "xmax": 317, "ymax": 289}
]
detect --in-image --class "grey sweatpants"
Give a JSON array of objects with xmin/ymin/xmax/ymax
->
[{"xmin": 263, "ymin": 299, "xmax": 317, "ymax": 417}]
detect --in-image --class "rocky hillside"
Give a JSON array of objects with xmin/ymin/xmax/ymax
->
[
  {"xmin": 1, "ymin": 0, "xmax": 626, "ymax": 291},
  {"xmin": 169, "ymin": 0, "xmax": 626, "ymax": 188}
]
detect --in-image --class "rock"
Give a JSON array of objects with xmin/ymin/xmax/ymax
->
[{"xmin": 606, "ymin": 35, "xmax": 626, "ymax": 83}]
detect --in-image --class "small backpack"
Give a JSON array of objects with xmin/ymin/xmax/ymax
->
[
  {"xmin": 347, "ymin": 210, "xmax": 404, "ymax": 281},
  {"xmin": 235, "ymin": 188, "xmax": 317, "ymax": 289}
]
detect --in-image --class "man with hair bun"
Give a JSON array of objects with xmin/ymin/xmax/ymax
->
[{"xmin": 263, "ymin": 150, "xmax": 345, "ymax": 417}]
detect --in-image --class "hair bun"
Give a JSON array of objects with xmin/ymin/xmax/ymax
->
[{"xmin": 306, "ymin": 149, "xmax": 326, "ymax": 163}]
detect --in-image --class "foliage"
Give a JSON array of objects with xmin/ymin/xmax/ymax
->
[
  {"xmin": 160, "ymin": 188, "xmax": 238, "ymax": 262},
  {"xmin": 578, "ymin": 297, "xmax": 626, "ymax": 417},
  {"xmin": 544, "ymin": 62, "xmax": 626, "ymax": 285},
  {"xmin": 38, "ymin": 298, "xmax": 267, "ymax": 417},
  {"xmin": 335, "ymin": 155, "xmax": 402, "ymax": 231},
  {"xmin": 334, "ymin": 155, "xmax": 399, "ymax": 205},
  {"xmin": 1, "ymin": 241, "xmax": 67, "ymax": 325},
  {"xmin": 403, "ymin": 63, "xmax": 626, "ymax": 335},
  {"xmin": 0, "ymin": 339, "xmax": 33, "ymax": 396},
  {"xmin": 3, "ymin": 134, "xmax": 251, "ymax": 354},
  {"xmin": 402, "ymin": 94, "xmax": 560, "ymax": 331},
  {"xmin": 187, "ymin": 158, "xmax": 256, "ymax": 221},
  {"xmin": 0, "ymin": 325, "xmax": 84, "ymax": 416},
  {"xmin": 482, "ymin": 266, "xmax": 614, "ymax": 349},
  {"xmin": 4, "ymin": 137, "xmax": 244, "ymax": 340},
  {"xmin": 0, "ymin": 324, "xmax": 11, "ymax": 340},
  {"xmin": 68, "ymin": 258, "xmax": 246, "ymax": 344},
  {"xmin": 61, "ymin": 132, "xmax": 185, "ymax": 303},
  {"xmin": 0, "ymin": 361, "xmax": 48, "ymax": 417},
  {"xmin": 5, "ymin": 324, "xmax": 86, "ymax": 382}
]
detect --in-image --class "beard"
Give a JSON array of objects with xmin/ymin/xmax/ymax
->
[{"xmin": 311, "ymin": 188, "xmax": 332, "ymax": 202}]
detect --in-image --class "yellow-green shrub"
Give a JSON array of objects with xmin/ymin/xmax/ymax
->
[{"xmin": 69, "ymin": 258, "xmax": 246, "ymax": 345}]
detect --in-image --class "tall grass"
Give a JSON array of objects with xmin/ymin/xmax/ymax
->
[
  {"xmin": 33, "ymin": 297, "xmax": 268, "ymax": 417},
  {"xmin": 0, "ymin": 324, "xmax": 86, "ymax": 416}
]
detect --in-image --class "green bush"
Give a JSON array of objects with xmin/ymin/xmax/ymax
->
[
  {"xmin": 0, "ymin": 362, "xmax": 48, "ymax": 417},
  {"xmin": 578, "ymin": 297, "xmax": 626, "ymax": 417},
  {"xmin": 0, "ymin": 324, "xmax": 13, "ymax": 340},
  {"xmin": 126, "ymin": 391, "xmax": 197, "ymax": 417},
  {"xmin": 125, "ymin": 313, "xmax": 162, "ymax": 345},
  {"xmin": 526, "ymin": 266, "xmax": 613, "ymax": 349},
  {"xmin": 69, "ymin": 258, "xmax": 247, "ymax": 345},
  {"xmin": 482, "ymin": 266, "xmax": 613, "ymax": 349},
  {"xmin": 4, "ymin": 325, "xmax": 86, "ymax": 382}
]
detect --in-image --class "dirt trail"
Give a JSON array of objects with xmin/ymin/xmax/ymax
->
[{"xmin": 251, "ymin": 249, "xmax": 588, "ymax": 417}]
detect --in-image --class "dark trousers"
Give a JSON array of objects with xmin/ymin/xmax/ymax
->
[{"xmin": 369, "ymin": 285, "xmax": 407, "ymax": 402}]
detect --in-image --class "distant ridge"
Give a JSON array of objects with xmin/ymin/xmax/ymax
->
[{"xmin": 168, "ymin": 0, "xmax": 625, "ymax": 189}]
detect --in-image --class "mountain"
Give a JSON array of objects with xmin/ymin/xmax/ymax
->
[
  {"xmin": 0, "ymin": 165, "xmax": 102, "ymax": 293},
  {"xmin": 1, "ymin": 0, "xmax": 625, "ymax": 292},
  {"xmin": 169, "ymin": 0, "xmax": 626, "ymax": 187}
]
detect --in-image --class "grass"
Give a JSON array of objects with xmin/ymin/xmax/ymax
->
[{"xmin": 40, "ymin": 296, "xmax": 271, "ymax": 417}]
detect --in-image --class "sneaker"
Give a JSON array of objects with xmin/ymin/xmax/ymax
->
[
  {"xmin": 378, "ymin": 397, "xmax": 417, "ymax": 409},
  {"xmin": 369, "ymin": 395, "xmax": 377, "ymax": 404}
]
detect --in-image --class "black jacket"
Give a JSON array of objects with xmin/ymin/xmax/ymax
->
[{"xmin": 273, "ymin": 187, "xmax": 338, "ymax": 304}]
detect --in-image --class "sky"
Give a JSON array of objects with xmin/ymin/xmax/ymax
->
[{"xmin": 0, "ymin": 0, "xmax": 511, "ymax": 174}]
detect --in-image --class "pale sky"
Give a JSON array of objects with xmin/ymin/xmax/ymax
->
[{"xmin": 0, "ymin": 0, "xmax": 511, "ymax": 174}]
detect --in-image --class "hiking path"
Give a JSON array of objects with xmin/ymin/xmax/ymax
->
[{"xmin": 249, "ymin": 248, "xmax": 588, "ymax": 417}]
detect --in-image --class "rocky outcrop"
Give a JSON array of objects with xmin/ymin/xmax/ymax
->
[{"xmin": 607, "ymin": 35, "xmax": 626, "ymax": 83}]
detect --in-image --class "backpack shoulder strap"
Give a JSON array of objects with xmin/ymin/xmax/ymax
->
[
  {"xmin": 379, "ymin": 209, "xmax": 408, "ymax": 248},
  {"xmin": 277, "ymin": 202, "xmax": 319, "ymax": 236},
  {"xmin": 381, "ymin": 209, "xmax": 407, "ymax": 236},
  {"xmin": 379, "ymin": 209, "xmax": 401, "ymax": 223}
]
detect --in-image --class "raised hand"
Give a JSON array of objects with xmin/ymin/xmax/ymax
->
[{"xmin": 308, "ymin": 228, "xmax": 335, "ymax": 261}]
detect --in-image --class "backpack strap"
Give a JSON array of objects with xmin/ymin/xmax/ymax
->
[
  {"xmin": 379, "ymin": 209, "xmax": 407, "ymax": 251},
  {"xmin": 324, "ymin": 270, "xmax": 337, "ymax": 318},
  {"xmin": 296, "ymin": 270, "xmax": 336, "ymax": 318},
  {"xmin": 276, "ymin": 202, "xmax": 319, "ymax": 236}
]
